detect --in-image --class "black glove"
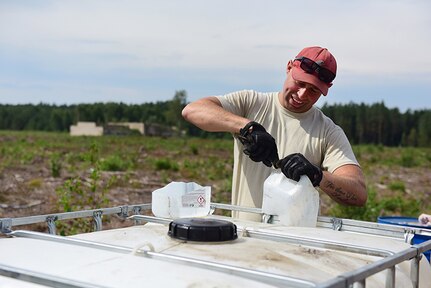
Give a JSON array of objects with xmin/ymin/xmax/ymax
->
[
  {"xmin": 238, "ymin": 121, "xmax": 279, "ymax": 167},
  {"xmin": 276, "ymin": 153, "xmax": 322, "ymax": 186}
]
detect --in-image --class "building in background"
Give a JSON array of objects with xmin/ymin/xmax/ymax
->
[
  {"xmin": 70, "ymin": 122, "xmax": 104, "ymax": 136},
  {"xmin": 70, "ymin": 122, "xmax": 175, "ymax": 137}
]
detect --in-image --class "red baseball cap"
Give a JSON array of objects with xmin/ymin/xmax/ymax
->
[{"xmin": 291, "ymin": 46, "xmax": 337, "ymax": 96}]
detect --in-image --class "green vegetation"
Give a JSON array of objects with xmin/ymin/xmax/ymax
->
[
  {"xmin": 328, "ymin": 187, "xmax": 422, "ymax": 222},
  {"xmin": 327, "ymin": 144, "xmax": 431, "ymax": 220},
  {"xmin": 1, "ymin": 99, "xmax": 431, "ymax": 145},
  {"xmin": 55, "ymin": 142, "xmax": 115, "ymax": 235},
  {"xmin": 1, "ymin": 130, "xmax": 430, "ymax": 234},
  {"xmin": 321, "ymin": 102, "xmax": 431, "ymax": 147},
  {"xmin": 99, "ymin": 154, "xmax": 134, "ymax": 171},
  {"xmin": 50, "ymin": 153, "xmax": 62, "ymax": 177}
]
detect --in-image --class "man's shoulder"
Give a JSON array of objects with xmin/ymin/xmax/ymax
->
[
  {"xmin": 223, "ymin": 90, "xmax": 276, "ymax": 97},
  {"xmin": 312, "ymin": 106, "xmax": 336, "ymax": 124},
  {"xmin": 218, "ymin": 90, "xmax": 277, "ymax": 106},
  {"xmin": 311, "ymin": 107, "xmax": 346, "ymax": 137}
]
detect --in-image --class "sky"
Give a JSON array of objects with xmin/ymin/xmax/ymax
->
[{"xmin": 0, "ymin": 0, "xmax": 430, "ymax": 112}]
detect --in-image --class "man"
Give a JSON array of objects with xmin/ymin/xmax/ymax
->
[{"xmin": 182, "ymin": 46, "xmax": 367, "ymax": 221}]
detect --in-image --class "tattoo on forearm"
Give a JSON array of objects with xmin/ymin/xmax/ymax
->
[{"xmin": 324, "ymin": 181, "xmax": 357, "ymax": 203}]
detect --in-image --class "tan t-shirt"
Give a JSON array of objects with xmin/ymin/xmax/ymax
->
[{"xmin": 217, "ymin": 90, "xmax": 359, "ymax": 221}]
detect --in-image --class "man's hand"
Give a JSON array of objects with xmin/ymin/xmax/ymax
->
[
  {"xmin": 419, "ymin": 214, "xmax": 431, "ymax": 226},
  {"xmin": 238, "ymin": 121, "xmax": 279, "ymax": 167},
  {"xmin": 276, "ymin": 153, "xmax": 322, "ymax": 186}
]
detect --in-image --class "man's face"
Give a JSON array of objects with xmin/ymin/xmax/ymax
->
[{"xmin": 278, "ymin": 61, "xmax": 322, "ymax": 113}]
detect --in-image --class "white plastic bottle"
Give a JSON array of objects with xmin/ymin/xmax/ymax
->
[
  {"xmin": 262, "ymin": 171, "xmax": 319, "ymax": 227},
  {"xmin": 152, "ymin": 182, "xmax": 211, "ymax": 218}
]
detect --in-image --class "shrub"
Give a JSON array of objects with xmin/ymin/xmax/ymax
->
[
  {"xmin": 154, "ymin": 158, "xmax": 179, "ymax": 171},
  {"xmin": 99, "ymin": 155, "xmax": 131, "ymax": 171},
  {"xmin": 50, "ymin": 153, "xmax": 62, "ymax": 177},
  {"xmin": 388, "ymin": 181, "xmax": 406, "ymax": 192},
  {"xmin": 328, "ymin": 186, "xmax": 421, "ymax": 221},
  {"xmin": 399, "ymin": 149, "xmax": 418, "ymax": 167},
  {"xmin": 190, "ymin": 144, "xmax": 199, "ymax": 155},
  {"xmin": 55, "ymin": 142, "xmax": 114, "ymax": 235}
]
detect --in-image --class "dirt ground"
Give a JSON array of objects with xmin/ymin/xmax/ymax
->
[
  {"xmin": 0, "ymin": 166, "xmax": 165, "ymax": 232},
  {"xmin": 1, "ymin": 160, "xmax": 431, "ymax": 234}
]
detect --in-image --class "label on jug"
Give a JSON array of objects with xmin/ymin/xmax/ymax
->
[{"xmin": 182, "ymin": 189, "xmax": 207, "ymax": 208}]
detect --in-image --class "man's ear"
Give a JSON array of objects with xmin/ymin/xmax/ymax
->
[{"xmin": 286, "ymin": 60, "xmax": 294, "ymax": 73}]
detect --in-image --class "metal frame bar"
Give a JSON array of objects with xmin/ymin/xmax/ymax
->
[
  {"xmin": 128, "ymin": 215, "xmax": 393, "ymax": 257},
  {"xmin": 5, "ymin": 229, "xmax": 431, "ymax": 288},
  {"xmin": 0, "ymin": 263, "xmax": 107, "ymax": 288},
  {"xmin": 6, "ymin": 230, "xmax": 315, "ymax": 288},
  {"xmin": 316, "ymin": 241, "xmax": 431, "ymax": 288},
  {"xmin": 210, "ymin": 203, "xmax": 430, "ymax": 240},
  {"xmin": 2, "ymin": 202, "xmax": 428, "ymax": 239},
  {"xmin": 244, "ymin": 230, "xmax": 394, "ymax": 257},
  {"xmin": 0, "ymin": 204, "xmax": 151, "ymax": 234},
  {"xmin": 316, "ymin": 216, "xmax": 427, "ymax": 240},
  {"xmin": 210, "ymin": 203, "xmax": 263, "ymax": 214},
  {"xmin": 2, "ymin": 203, "xmax": 431, "ymax": 288}
]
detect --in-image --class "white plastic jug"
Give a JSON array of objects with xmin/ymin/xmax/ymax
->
[
  {"xmin": 262, "ymin": 171, "xmax": 319, "ymax": 227},
  {"xmin": 151, "ymin": 182, "xmax": 211, "ymax": 218}
]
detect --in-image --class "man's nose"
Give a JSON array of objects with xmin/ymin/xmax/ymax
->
[{"xmin": 297, "ymin": 88, "xmax": 309, "ymax": 100}]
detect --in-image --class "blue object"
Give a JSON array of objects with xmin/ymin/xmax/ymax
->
[{"xmin": 378, "ymin": 216, "xmax": 431, "ymax": 262}]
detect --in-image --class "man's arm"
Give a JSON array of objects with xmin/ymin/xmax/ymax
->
[
  {"xmin": 320, "ymin": 164, "xmax": 367, "ymax": 206},
  {"xmin": 277, "ymin": 154, "xmax": 367, "ymax": 206},
  {"xmin": 183, "ymin": 96, "xmax": 279, "ymax": 167},
  {"xmin": 182, "ymin": 96, "xmax": 249, "ymax": 134}
]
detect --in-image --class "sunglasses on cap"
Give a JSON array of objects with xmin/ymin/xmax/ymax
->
[{"xmin": 294, "ymin": 57, "xmax": 336, "ymax": 84}]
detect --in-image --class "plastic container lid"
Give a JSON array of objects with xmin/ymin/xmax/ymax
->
[{"xmin": 168, "ymin": 218, "xmax": 238, "ymax": 242}]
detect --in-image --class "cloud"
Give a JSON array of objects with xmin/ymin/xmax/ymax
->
[{"xmin": 0, "ymin": 0, "xmax": 430, "ymax": 108}]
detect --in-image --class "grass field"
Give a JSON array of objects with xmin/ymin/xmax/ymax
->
[{"xmin": 1, "ymin": 131, "xmax": 430, "ymax": 234}]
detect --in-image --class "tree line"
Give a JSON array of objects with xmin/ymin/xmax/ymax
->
[
  {"xmin": 320, "ymin": 102, "xmax": 431, "ymax": 147},
  {"xmin": 1, "ymin": 91, "xmax": 430, "ymax": 147}
]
